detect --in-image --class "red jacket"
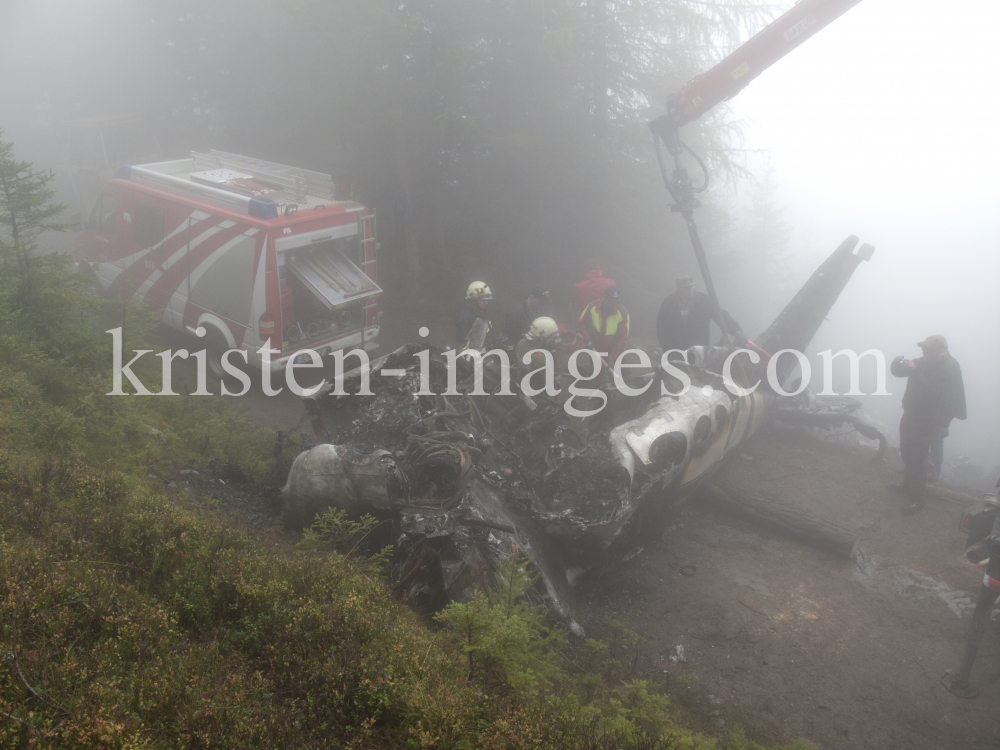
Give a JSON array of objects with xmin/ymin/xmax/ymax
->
[{"xmin": 574, "ymin": 270, "xmax": 616, "ymax": 309}]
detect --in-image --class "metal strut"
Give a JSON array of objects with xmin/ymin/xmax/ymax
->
[
  {"xmin": 649, "ymin": 107, "xmax": 732, "ymax": 348},
  {"xmin": 647, "ymin": 0, "xmax": 867, "ymax": 352}
]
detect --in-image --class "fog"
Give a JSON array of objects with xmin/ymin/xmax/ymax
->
[
  {"xmin": 1, "ymin": 0, "xmax": 996, "ymax": 474},
  {"xmin": 726, "ymin": 0, "xmax": 1000, "ymax": 473}
]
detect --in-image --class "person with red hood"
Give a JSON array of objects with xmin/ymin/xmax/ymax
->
[{"xmin": 574, "ymin": 258, "xmax": 616, "ymax": 309}]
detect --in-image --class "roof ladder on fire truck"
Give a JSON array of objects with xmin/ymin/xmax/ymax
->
[
  {"xmin": 119, "ymin": 151, "xmax": 341, "ymax": 219},
  {"xmin": 359, "ymin": 210, "xmax": 379, "ymax": 347},
  {"xmin": 190, "ymin": 150, "xmax": 336, "ymax": 204}
]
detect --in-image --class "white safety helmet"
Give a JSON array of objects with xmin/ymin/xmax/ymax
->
[
  {"xmin": 528, "ymin": 316, "xmax": 559, "ymax": 339},
  {"xmin": 466, "ymin": 281, "xmax": 493, "ymax": 300}
]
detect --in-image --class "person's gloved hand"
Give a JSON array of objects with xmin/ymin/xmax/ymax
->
[{"xmin": 733, "ymin": 330, "xmax": 748, "ymax": 348}]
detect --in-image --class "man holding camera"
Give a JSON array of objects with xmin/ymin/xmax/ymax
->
[{"xmin": 890, "ymin": 334, "xmax": 966, "ymax": 514}]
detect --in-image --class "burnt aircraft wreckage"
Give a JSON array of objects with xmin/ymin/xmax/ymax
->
[{"xmin": 282, "ymin": 237, "xmax": 884, "ymax": 632}]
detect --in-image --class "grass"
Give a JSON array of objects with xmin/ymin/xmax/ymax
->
[{"xmin": 0, "ymin": 242, "xmax": 810, "ymax": 749}]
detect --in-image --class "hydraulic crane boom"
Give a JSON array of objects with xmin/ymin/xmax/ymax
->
[
  {"xmin": 660, "ymin": 0, "xmax": 863, "ymax": 132},
  {"xmin": 649, "ymin": 0, "xmax": 864, "ymax": 348}
]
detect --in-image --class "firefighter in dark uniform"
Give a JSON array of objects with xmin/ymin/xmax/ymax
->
[
  {"xmin": 503, "ymin": 286, "xmax": 549, "ymax": 346},
  {"xmin": 890, "ymin": 334, "xmax": 966, "ymax": 514},
  {"xmin": 503, "ymin": 287, "xmax": 549, "ymax": 349},
  {"xmin": 656, "ymin": 275, "xmax": 745, "ymax": 353},
  {"xmin": 456, "ymin": 281, "xmax": 493, "ymax": 349}
]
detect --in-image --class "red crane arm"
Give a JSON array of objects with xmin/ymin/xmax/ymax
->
[
  {"xmin": 647, "ymin": 0, "xmax": 865, "ymax": 350},
  {"xmin": 671, "ymin": 0, "xmax": 863, "ymax": 128}
]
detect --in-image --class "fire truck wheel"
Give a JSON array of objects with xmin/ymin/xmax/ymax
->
[{"xmin": 204, "ymin": 330, "xmax": 231, "ymax": 382}]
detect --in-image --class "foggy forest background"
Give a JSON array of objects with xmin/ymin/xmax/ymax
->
[
  {"xmin": 2, "ymin": 1, "xmax": 791, "ymax": 317},
  {"xmin": 1, "ymin": 0, "xmax": 997, "ymax": 483}
]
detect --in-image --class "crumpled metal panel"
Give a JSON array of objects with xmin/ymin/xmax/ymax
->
[{"xmin": 281, "ymin": 444, "xmax": 400, "ymax": 527}]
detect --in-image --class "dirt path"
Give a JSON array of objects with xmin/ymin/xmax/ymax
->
[{"xmin": 577, "ymin": 425, "xmax": 999, "ymax": 749}]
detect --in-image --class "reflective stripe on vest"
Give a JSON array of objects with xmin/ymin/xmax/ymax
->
[
  {"xmin": 583, "ymin": 304, "xmax": 625, "ymax": 338},
  {"xmin": 461, "ymin": 319, "xmax": 492, "ymax": 351}
]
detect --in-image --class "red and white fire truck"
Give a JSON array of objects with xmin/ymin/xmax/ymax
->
[{"xmin": 75, "ymin": 150, "xmax": 380, "ymax": 375}]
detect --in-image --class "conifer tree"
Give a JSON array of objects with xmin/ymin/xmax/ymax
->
[{"xmin": 0, "ymin": 130, "xmax": 68, "ymax": 305}]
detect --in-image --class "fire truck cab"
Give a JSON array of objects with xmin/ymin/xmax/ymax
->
[{"xmin": 75, "ymin": 150, "xmax": 380, "ymax": 375}]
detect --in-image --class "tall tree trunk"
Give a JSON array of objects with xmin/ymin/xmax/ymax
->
[
  {"xmin": 394, "ymin": 137, "xmax": 422, "ymax": 296},
  {"xmin": 590, "ymin": 0, "xmax": 609, "ymax": 144},
  {"xmin": 0, "ymin": 170, "xmax": 30, "ymax": 301},
  {"xmin": 589, "ymin": 0, "xmax": 613, "ymax": 254},
  {"xmin": 387, "ymin": 35, "xmax": 422, "ymax": 300}
]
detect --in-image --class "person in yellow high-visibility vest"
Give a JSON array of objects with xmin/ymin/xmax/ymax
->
[{"xmin": 578, "ymin": 285, "xmax": 629, "ymax": 362}]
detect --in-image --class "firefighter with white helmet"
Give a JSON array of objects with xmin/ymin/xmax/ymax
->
[
  {"xmin": 467, "ymin": 280, "xmax": 492, "ymax": 300},
  {"xmin": 528, "ymin": 316, "xmax": 558, "ymax": 338},
  {"xmin": 515, "ymin": 316, "xmax": 561, "ymax": 382},
  {"xmin": 457, "ymin": 281, "xmax": 494, "ymax": 348}
]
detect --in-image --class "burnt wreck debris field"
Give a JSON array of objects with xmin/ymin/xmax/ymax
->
[
  {"xmin": 286, "ymin": 342, "xmax": 638, "ymax": 628},
  {"xmin": 175, "ymin": 377, "xmax": 999, "ymax": 749},
  {"xmin": 269, "ymin": 234, "xmax": 999, "ymax": 748},
  {"xmin": 279, "ymin": 236, "xmax": 881, "ymax": 629}
]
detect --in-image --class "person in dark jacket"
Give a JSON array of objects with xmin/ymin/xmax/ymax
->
[
  {"xmin": 656, "ymin": 275, "xmax": 745, "ymax": 354},
  {"xmin": 890, "ymin": 334, "xmax": 966, "ymax": 513},
  {"xmin": 457, "ymin": 281, "xmax": 493, "ymax": 349},
  {"xmin": 503, "ymin": 287, "xmax": 549, "ymax": 346}
]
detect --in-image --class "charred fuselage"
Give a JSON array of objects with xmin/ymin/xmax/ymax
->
[{"xmin": 283, "ymin": 236, "xmax": 875, "ymax": 629}]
